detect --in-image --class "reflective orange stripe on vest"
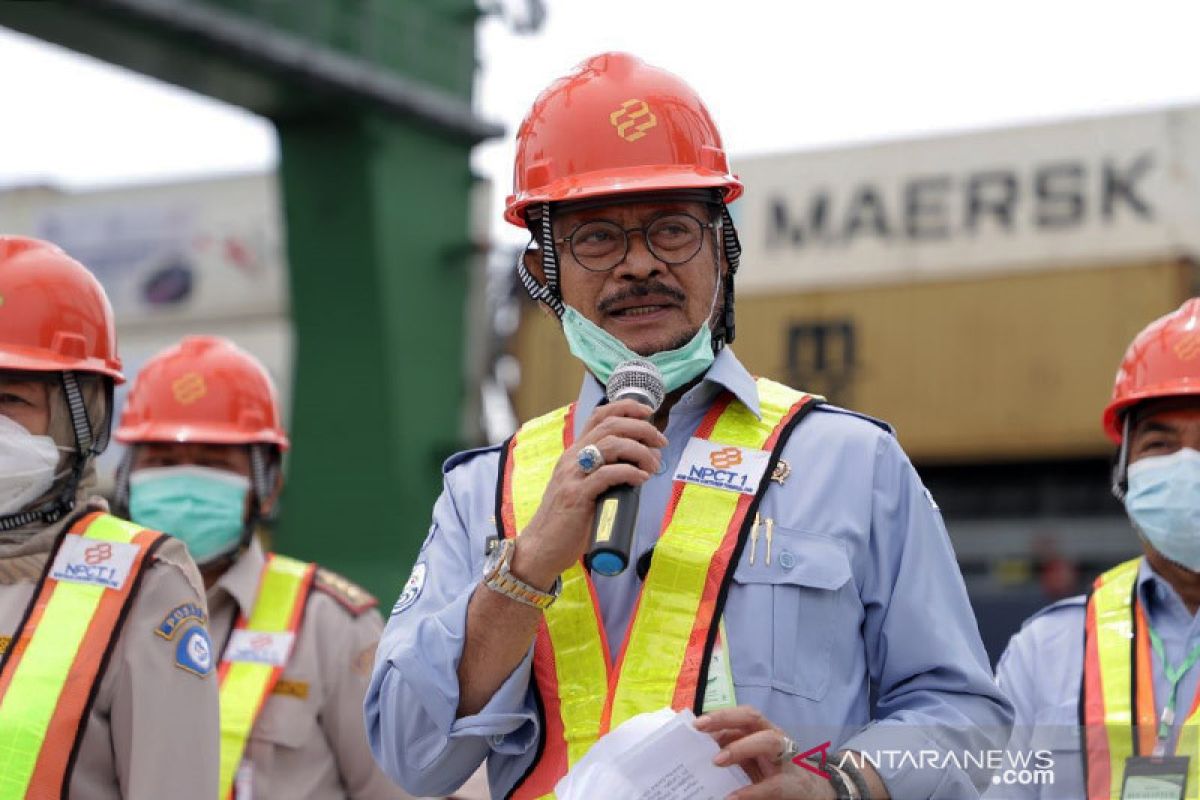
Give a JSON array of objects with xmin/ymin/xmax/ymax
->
[
  {"xmin": 0, "ymin": 512, "xmax": 164, "ymax": 800},
  {"xmin": 501, "ymin": 379, "xmax": 817, "ymax": 799},
  {"xmin": 1083, "ymin": 557, "xmax": 1200, "ymax": 798},
  {"xmin": 217, "ymin": 553, "xmax": 315, "ymax": 800}
]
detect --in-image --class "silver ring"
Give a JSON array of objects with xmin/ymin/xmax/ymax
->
[
  {"xmin": 776, "ymin": 734, "xmax": 801, "ymax": 765},
  {"xmin": 577, "ymin": 444, "xmax": 605, "ymax": 475}
]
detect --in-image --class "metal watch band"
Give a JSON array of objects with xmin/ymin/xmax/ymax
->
[
  {"xmin": 834, "ymin": 752, "xmax": 873, "ymax": 799},
  {"xmin": 805, "ymin": 756, "xmax": 856, "ymax": 800},
  {"xmin": 824, "ymin": 762, "xmax": 859, "ymax": 800},
  {"xmin": 483, "ymin": 539, "xmax": 561, "ymax": 609}
]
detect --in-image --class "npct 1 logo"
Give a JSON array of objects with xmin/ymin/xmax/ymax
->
[
  {"xmin": 84, "ymin": 543, "xmax": 112, "ymax": 565},
  {"xmin": 709, "ymin": 447, "xmax": 743, "ymax": 469}
]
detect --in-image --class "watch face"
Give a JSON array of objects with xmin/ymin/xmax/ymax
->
[{"xmin": 483, "ymin": 539, "xmax": 509, "ymax": 578}]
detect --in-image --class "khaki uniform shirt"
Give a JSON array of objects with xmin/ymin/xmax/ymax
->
[
  {"xmin": 0, "ymin": 501, "xmax": 220, "ymax": 799},
  {"xmin": 208, "ymin": 540, "xmax": 414, "ymax": 800}
]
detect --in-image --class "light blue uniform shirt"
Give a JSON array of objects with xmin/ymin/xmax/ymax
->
[
  {"xmin": 366, "ymin": 349, "xmax": 1012, "ymax": 799},
  {"xmin": 990, "ymin": 558, "xmax": 1200, "ymax": 799}
]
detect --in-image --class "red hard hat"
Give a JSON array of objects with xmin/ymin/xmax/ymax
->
[
  {"xmin": 1103, "ymin": 298, "xmax": 1200, "ymax": 443},
  {"xmin": 504, "ymin": 52, "xmax": 743, "ymax": 228},
  {"xmin": 116, "ymin": 335, "xmax": 289, "ymax": 450},
  {"xmin": 0, "ymin": 236, "xmax": 123, "ymax": 382}
]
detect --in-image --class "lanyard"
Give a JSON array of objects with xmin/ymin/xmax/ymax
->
[{"xmin": 1147, "ymin": 623, "xmax": 1200, "ymax": 754}]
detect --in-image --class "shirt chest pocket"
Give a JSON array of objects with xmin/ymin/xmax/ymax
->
[
  {"xmin": 245, "ymin": 678, "xmax": 321, "ymax": 777},
  {"xmin": 727, "ymin": 528, "xmax": 854, "ymax": 701}
]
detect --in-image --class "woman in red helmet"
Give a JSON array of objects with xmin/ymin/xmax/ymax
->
[
  {"xmin": 0, "ymin": 236, "xmax": 218, "ymax": 799},
  {"xmin": 114, "ymin": 335, "xmax": 418, "ymax": 800},
  {"xmin": 994, "ymin": 299, "xmax": 1200, "ymax": 799}
]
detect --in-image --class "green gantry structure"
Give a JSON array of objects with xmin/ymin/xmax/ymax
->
[{"xmin": 0, "ymin": 0, "xmax": 501, "ymax": 602}]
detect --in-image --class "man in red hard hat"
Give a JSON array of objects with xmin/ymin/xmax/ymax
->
[
  {"xmin": 0, "ymin": 236, "xmax": 218, "ymax": 798},
  {"xmin": 368, "ymin": 53, "xmax": 1010, "ymax": 799},
  {"xmin": 114, "ymin": 335, "xmax": 414, "ymax": 800},
  {"xmin": 994, "ymin": 299, "xmax": 1200, "ymax": 798}
]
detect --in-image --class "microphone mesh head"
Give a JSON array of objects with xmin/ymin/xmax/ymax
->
[{"xmin": 606, "ymin": 359, "xmax": 666, "ymax": 411}]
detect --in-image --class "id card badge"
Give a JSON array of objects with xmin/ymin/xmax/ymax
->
[
  {"xmin": 702, "ymin": 619, "xmax": 737, "ymax": 711},
  {"xmin": 234, "ymin": 759, "xmax": 254, "ymax": 800},
  {"xmin": 1121, "ymin": 756, "xmax": 1188, "ymax": 800}
]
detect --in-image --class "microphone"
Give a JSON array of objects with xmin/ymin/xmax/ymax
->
[{"xmin": 586, "ymin": 359, "xmax": 666, "ymax": 577}]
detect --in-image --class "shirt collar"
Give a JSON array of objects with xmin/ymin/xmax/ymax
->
[
  {"xmin": 574, "ymin": 347, "xmax": 761, "ymax": 421},
  {"xmin": 1137, "ymin": 557, "xmax": 1196, "ymax": 625},
  {"xmin": 211, "ymin": 537, "xmax": 266, "ymax": 616}
]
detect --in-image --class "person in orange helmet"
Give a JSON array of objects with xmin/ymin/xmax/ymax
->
[
  {"xmin": 114, "ymin": 335, "xmax": 417, "ymax": 800},
  {"xmin": 992, "ymin": 299, "xmax": 1200, "ymax": 799},
  {"xmin": 0, "ymin": 236, "xmax": 218, "ymax": 799},
  {"xmin": 368, "ymin": 52, "xmax": 1010, "ymax": 800}
]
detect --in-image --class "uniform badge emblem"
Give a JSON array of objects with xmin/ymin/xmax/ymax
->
[
  {"xmin": 771, "ymin": 459, "xmax": 791, "ymax": 485},
  {"xmin": 175, "ymin": 626, "xmax": 213, "ymax": 677},
  {"xmin": 392, "ymin": 562, "xmax": 427, "ymax": 616}
]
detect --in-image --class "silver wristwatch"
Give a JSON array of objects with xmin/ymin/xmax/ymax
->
[{"xmin": 482, "ymin": 539, "xmax": 562, "ymax": 610}]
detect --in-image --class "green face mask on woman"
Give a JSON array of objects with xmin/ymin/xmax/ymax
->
[{"xmin": 129, "ymin": 465, "xmax": 250, "ymax": 566}]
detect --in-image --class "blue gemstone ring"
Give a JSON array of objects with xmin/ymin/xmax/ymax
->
[{"xmin": 577, "ymin": 444, "xmax": 605, "ymax": 475}]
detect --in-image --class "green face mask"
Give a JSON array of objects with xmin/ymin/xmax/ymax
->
[
  {"xmin": 561, "ymin": 305, "xmax": 714, "ymax": 393},
  {"xmin": 129, "ymin": 465, "xmax": 250, "ymax": 566}
]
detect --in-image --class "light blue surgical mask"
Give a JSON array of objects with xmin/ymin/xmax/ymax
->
[
  {"xmin": 1125, "ymin": 447, "xmax": 1200, "ymax": 571},
  {"xmin": 129, "ymin": 465, "xmax": 250, "ymax": 566},
  {"xmin": 561, "ymin": 307, "xmax": 715, "ymax": 393}
]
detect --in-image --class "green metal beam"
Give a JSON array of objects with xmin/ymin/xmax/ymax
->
[
  {"xmin": 0, "ymin": 0, "xmax": 499, "ymax": 141},
  {"xmin": 1, "ymin": 0, "xmax": 492, "ymax": 602},
  {"xmin": 277, "ymin": 112, "xmax": 475, "ymax": 601}
]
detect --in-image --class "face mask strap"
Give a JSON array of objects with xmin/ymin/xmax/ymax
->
[
  {"xmin": 0, "ymin": 372, "xmax": 103, "ymax": 531},
  {"xmin": 1112, "ymin": 413, "xmax": 1132, "ymax": 501}
]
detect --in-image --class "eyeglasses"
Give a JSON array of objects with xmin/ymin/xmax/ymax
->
[{"xmin": 554, "ymin": 212, "xmax": 716, "ymax": 273}]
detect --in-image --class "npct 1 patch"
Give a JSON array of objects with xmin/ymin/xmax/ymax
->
[
  {"xmin": 674, "ymin": 439, "xmax": 771, "ymax": 495},
  {"xmin": 175, "ymin": 626, "xmax": 213, "ymax": 677},
  {"xmin": 50, "ymin": 534, "xmax": 142, "ymax": 590},
  {"xmin": 224, "ymin": 630, "xmax": 296, "ymax": 667},
  {"xmin": 392, "ymin": 562, "xmax": 427, "ymax": 616}
]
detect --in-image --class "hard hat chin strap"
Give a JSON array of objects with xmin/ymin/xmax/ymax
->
[
  {"xmin": 517, "ymin": 199, "xmax": 744, "ymax": 351},
  {"xmin": 1111, "ymin": 414, "xmax": 1132, "ymax": 502}
]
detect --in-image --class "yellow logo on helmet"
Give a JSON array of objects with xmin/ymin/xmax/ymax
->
[
  {"xmin": 610, "ymin": 99, "xmax": 657, "ymax": 142},
  {"xmin": 172, "ymin": 372, "xmax": 207, "ymax": 405},
  {"xmin": 1175, "ymin": 332, "xmax": 1200, "ymax": 361}
]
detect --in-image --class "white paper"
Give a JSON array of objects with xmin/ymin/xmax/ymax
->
[{"xmin": 555, "ymin": 708, "xmax": 751, "ymax": 800}]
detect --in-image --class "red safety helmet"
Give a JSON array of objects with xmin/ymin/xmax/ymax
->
[
  {"xmin": 504, "ymin": 52, "xmax": 743, "ymax": 227},
  {"xmin": 1103, "ymin": 298, "xmax": 1200, "ymax": 443},
  {"xmin": 116, "ymin": 335, "xmax": 289, "ymax": 450},
  {"xmin": 0, "ymin": 236, "xmax": 123, "ymax": 382}
]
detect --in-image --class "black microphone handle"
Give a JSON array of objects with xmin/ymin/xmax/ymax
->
[{"xmin": 586, "ymin": 481, "xmax": 640, "ymax": 577}]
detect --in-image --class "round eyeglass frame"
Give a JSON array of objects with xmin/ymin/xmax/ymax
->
[{"xmin": 553, "ymin": 212, "xmax": 717, "ymax": 273}]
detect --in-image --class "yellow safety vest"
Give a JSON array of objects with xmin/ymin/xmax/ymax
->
[
  {"xmin": 501, "ymin": 378, "xmax": 819, "ymax": 799},
  {"xmin": 0, "ymin": 512, "xmax": 165, "ymax": 800},
  {"xmin": 1083, "ymin": 557, "xmax": 1200, "ymax": 798},
  {"xmin": 217, "ymin": 553, "xmax": 316, "ymax": 800}
]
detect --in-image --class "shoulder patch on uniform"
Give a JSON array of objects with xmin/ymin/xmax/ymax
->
[
  {"xmin": 155, "ymin": 602, "xmax": 208, "ymax": 641},
  {"xmin": 391, "ymin": 562, "xmax": 427, "ymax": 616},
  {"xmin": 811, "ymin": 404, "xmax": 894, "ymax": 434},
  {"xmin": 175, "ymin": 625, "xmax": 214, "ymax": 678},
  {"xmin": 442, "ymin": 443, "xmax": 503, "ymax": 475},
  {"xmin": 1022, "ymin": 595, "xmax": 1088, "ymax": 629},
  {"xmin": 314, "ymin": 567, "xmax": 378, "ymax": 616}
]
